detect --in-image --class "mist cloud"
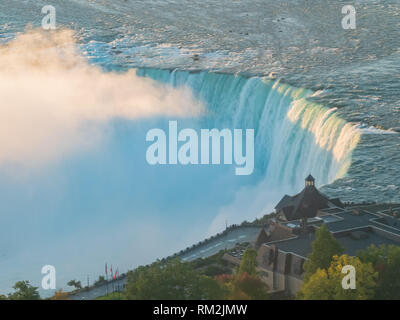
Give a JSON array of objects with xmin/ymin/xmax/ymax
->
[{"xmin": 0, "ymin": 28, "xmax": 203, "ymax": 167}]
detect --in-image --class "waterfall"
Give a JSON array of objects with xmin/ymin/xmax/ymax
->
[{"xmin": 137, "ymin": 68, "xmax": 361, "ymax": 194}]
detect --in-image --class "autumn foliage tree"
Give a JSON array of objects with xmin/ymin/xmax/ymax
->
[
  {"xmin": 217, "ymin": 247, "xmax": 269, "ymax": 300},
  {"xmin": 297, "ymin": 254, "xmax": 377, "ymax": 300},
  {"xmin": 50, "ymin": 289, "xmax": 70, "ymax": 300},
  {"xmin": 357, "ymin": 244, "xmax": 400, "ymax": 299}
]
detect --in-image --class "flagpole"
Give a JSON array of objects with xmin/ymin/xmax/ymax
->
[
  {"xmin": 110, "ymin": 264, "xmax": 114, "ymax": 294},
  {"xmin": 111, "ymin": 264, "xmax": 115, "ymax": 293},
  {"xmin": 105, "ymin": 262, "xmax": 108, "ymax": 296},
  {"xmin": 116, "ymin": 268, "xmax": 119, "ymax": 295}
]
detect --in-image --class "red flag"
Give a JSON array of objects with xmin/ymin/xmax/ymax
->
[
  {"xmin": 114, "ymin": 270, "xmax": 117, "ymax": 280},
  {"xmin": 110, "ymin": 265, "xmax": 112, "ymax": 277}
]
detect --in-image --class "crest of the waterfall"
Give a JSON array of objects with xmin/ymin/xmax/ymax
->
[
  {"xmin": 138, "ymin": 69, "xmax": 360, "ymax": 188},
  {"xmin": 137, "ymin": 68, "xmax": 361, "ymax": 233}
]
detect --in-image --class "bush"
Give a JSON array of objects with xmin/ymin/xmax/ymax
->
[
  {"xmin": 8, "ymin": 281, "xmax": 41, "ymax": 300},
  {"xmin": 67, "ymin": 280, "xmax": 82, "ymax": 290}
]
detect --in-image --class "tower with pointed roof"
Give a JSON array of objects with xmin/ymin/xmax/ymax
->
[
  {"xmin": 274, "ymin": 174, "xmax": 339, "ymax": 223},
  {"xmin": 305, "ymin": 174, "xmax": 315, "ymax": 187}
]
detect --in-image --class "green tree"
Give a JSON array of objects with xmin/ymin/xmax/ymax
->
[
  {"xmin": 357, "ymin": 244, "xmax": 386, "ymax": 268},
  {"xmin": 303, "ymin": 224, "xmax": 344, "ymax": 280},
  {"xmin": 297, "ymin": 255, "xmax": 377, "ymax": 300},
  {"xmin": 196, "ymin": 275, "xmax": 228, "ymax": 300},
  {"xmin": 217, "ymin": 272, "xmax": 269, "ymax": 300},
  {"xmin": 201, "ymin": 265, "xmax": 231, "ymax": 277},
  {"xmin": 125, "ymin": 259, "xmax": 225, "ymax": 300},
  {"xmin": 67, "ymin": 280, "xmax": 82, "ymax": 290},
  {"xmin": 94, "ymin": 275, "xmax": 106, "ymax": 286},
  {"xmin": 358, "ymin": 244, "xmax": 400, "ymax": 299},
  {"xmin": 8, "ymin": 281, "xmax": 41, "ymax": 300},
  {"xmin": 238, "ymin": 248, "xmax": 258, "ymax": 276}
]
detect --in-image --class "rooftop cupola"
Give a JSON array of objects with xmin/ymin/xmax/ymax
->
[{"xmin": 305, "ymin": 174, "xmax": 315, "ymax": 187}]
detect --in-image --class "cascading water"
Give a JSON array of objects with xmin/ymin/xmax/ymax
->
[{"xmin": 137, "ymin": 68, "xmax": 361, "ymax": 196}]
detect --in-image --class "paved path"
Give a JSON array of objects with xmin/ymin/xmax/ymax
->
[{"xmin": 180, "ymin": 227, "xmax": 262, "ymax": 261}]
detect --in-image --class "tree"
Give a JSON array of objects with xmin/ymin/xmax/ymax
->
[
  {"xmin": 297, "ymin": 255, "xmax": 377, "ymax": 300},
  {"xmin": 125, "ymin": 259, "xmax": 225, "ymax": 300},
  {"xmin": 232, "ymin": 273, "xmax": 269, "ymax": 300},
  {"xmin": 215, "ymin": 248, "xmax": 269, "ymax": 300},
  {"xmin": 8, "ymin": 281, "xmax": 41, "ymax": 300},
  {"xmin": 238, "ymin": 248, "xmax": 258, "ymax": 276},
  {"xmin": 50, "ymin": 289, "xmax": 69, "ymax": 300},
  {"xmin": 303, "ymin": 224, "xmax": 344, "ymax": 280},
  {"xmin": 217, "ymin": 272, "xmax": 269, "ymax": 300},
  {"xmin": 196, "ymin": 275, "xmax": 228, "ymax": 300},
  {"xmin": 201, "ymin": 265, "xmax": 231, "ymax": 277},
  {"xmin": 94, "ymin": 275, "xmax": 106, "ymax": 286},
  {"xmin": 358, "ymin": 244, "xmax": 400, "ymax": 299},
  {"xmin": 296, "ymin": 269, "xmax": 332, "ymax": 300},
  {"xmin": 67, "ymin": 280, "xmax": 82, "ymax": 290}
]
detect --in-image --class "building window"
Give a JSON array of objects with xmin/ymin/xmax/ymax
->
[{"xmin": 268, "ymin": 250, "xmax": 274, "ymax": 264}]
